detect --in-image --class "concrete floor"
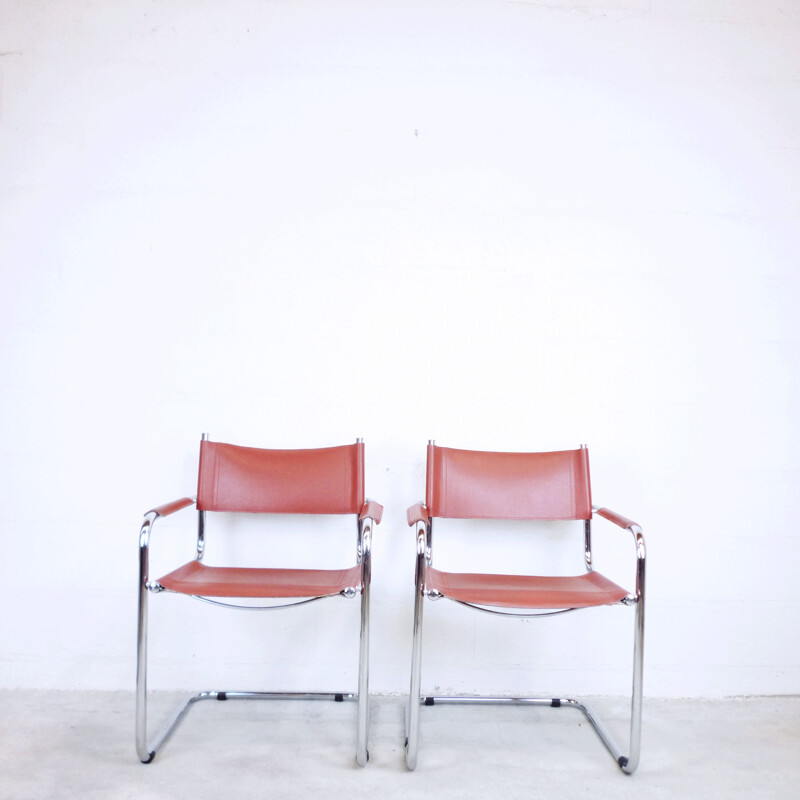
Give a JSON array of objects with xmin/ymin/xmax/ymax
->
[{"xmin": 1, "ymin": 691, "xmax": 797, "ymax": 800}]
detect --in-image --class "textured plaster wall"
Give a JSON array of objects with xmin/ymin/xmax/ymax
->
[{"xmin": 0, "ymin": 1, "xmax": 798, "ymax": 697}]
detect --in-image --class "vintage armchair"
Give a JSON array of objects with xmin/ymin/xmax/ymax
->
[
  {"xmin": 405, "ymin": 442, "xmax": 645, "ymax": 773},
  {"xmin": 136, "ymin": 435, "xmax": 382, "ymax": 765}
]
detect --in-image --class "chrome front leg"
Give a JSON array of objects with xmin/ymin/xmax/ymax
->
[
  {"xmin": 135, "ymin": 513, "xmax": 156, "ymax": 763},
  {"xmin": 622, "ymin": 524, "xmax": 646, "ymax": 774},
  {"xmin": 405, "ymin": 525, "xmax": 427, "ymax": 770},
  {"xmin": 356, "ymin": 517, "xmax": 372, "ymax": 767}
]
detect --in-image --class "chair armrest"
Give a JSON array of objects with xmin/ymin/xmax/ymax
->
[
  {"xmin": 407, "ymin": 503, "xmax": 429, "ymax": 527},
  {"xmin": 359, "ymin": 500, "xmax": 384, "ymax": 524},
  {"xmin": 595, "ymin": 506, "xmax": 638, "ymax": 530},
  {"xmin": 139, "ymin": 498, "xmax": 197, "ymax": 593},
  {"xmin": 147, "ymin": 497, "xmax": 195, "ymax": 518},
  {"xmin": 595, "ymin": 505, "xmax": 646, "ymax": 600}
]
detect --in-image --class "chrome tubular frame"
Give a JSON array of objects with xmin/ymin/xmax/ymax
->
[
  {"xmin": 136, "ymin": 512, "xmax": 157, "ymax": 763},
  {"xmin": 196, "ymin": 434, "xmax": 208, "ymax": 562},
  {"xmin": 188, "ymin": 592, "xmax": 346, "ymax": 611},
  {"xmin": 404, "ymin": 509, "xmax": 646, "ymax": 775},
  {"xmin": 405, "ymin": 518, "xmax": 428, "ymax": 770},
  {"xmin": 136, "ymin": 501, "xmax": 374, "ymax": 766},
  {"xmin": 626, "ymin": 521, "xmax": 646, "ymax": 774},
  {"xmin": 584, "ymin": 518, "xmax": 593, "ymax": 571},
  {"xmin": 356, "ymin": 512, "xmax": 372, "ymax": 767},
  {"xmin": 196, "ymin": 510, "xmax": 206, "ymax": 561},
  {"xmin": 446, "ymin": 599, "xmax": 579, "ymax": 618},
  {"xmin": 139, "ymin": 690, "xmax": 359, "ymax": 765},
  {"xmin": 581, "ymin": 445, "xmax": 592, "ymax": 573}
]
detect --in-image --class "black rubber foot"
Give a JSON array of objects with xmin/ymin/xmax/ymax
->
[
  {"xmin": 141, "ymin": 751, "xmax": 155, "ymax": 764},
  {"xmin": 334, "ymin": 693, "xmax": 344, "ymax": 702},
  {"xmin": 404, "ymin": 737, "xmax": 409, "ymax": 748},
  {"xmin": 551, "ymin": 699, "xmax": 562, "ymax": 708},
  {"xmin": 424, "ymin": 697, "xmax": 435, "ymax": 706},
  {"xmin": 217, "ymin": 692, "xmax": 228, "ymax": 701},
  {"xmin": 618, "ymin": 756, "xmax": 629, "ymax": 769}
]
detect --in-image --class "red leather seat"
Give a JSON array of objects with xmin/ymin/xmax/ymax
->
[
  {"xmin": 425, "ymin": 567, "xmax": 628, "ymax": 610},
  {"xmin": 158, "ymin": 561, "xmax": 364, "ymax": 599}
]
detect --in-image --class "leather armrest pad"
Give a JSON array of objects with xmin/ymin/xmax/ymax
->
[
  {"xmin": 359, "ymin": 500, "xmax": 384, "ymax": 524},
  {"xmin": 407, "ymin": 503, "xmax": 429, "ymax": 527},
  {"xmin": 596, "ymin": 506, "xmax": 638, "ymax": 530},
  {"xmin": 148, "ymin": 497, "xmax": 195, "ymax": 518}
]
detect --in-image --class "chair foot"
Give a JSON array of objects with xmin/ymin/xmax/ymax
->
[{"xmin": 140, "ymin": 751, "xmax": 155, "ymax": 764}]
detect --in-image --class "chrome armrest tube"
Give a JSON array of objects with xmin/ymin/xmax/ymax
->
[
  {"xmin": 136, "ymin": 500, "xmax": 195, "ymax": 763},
  {"xmin": 357, "ymin": 500, "xmax": 382, "ymax": 565},
  {"xmin": 414, "ymin": 519, "xmax": 429, "ymax": 584},
  {"xmin": 592, "ymin": 504, "xmax": 646, "ymax": 773},
  {"xmin": 357, "ymin": 512, "xmax": 373, "ymax": 576},
  {"xmin": 630, "ymin": 523, "xmax": 646, "ymax": 602},
  {"xmin": 626, "ymin": 521, "xmax": 645, "ymax": 774},
  {"xmin": 136, "ymin": 512, "xmax": 157, "ymax": 762},
  {"xmin": 593, "ymin": 505, "xmax": 646, "ymax": 599},
  {"xmin": 406, "ymin": 517, "xmax": 428, "ymax": 770}
]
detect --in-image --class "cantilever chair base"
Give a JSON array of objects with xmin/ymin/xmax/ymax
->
[
  {"xmin": 137, "ymin": 578, "xmax": 372, "ymax": 767},
  {"xmin": 139, "ymin": 690, "xmax": 363, "ymax": 765},
  {"xmin": 408, "ymin": 694, "xmax": 636, "ymax": 773},
  {"xmin": 405, "ymin": 579, "xmax": 645, "ymax": 775},
  {"xmin": 136, "ymin": 581, "xmax": 372, "ymax": 766}
]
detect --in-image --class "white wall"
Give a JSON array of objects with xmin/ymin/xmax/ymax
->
[{"xmin": 1, "ymin": 0, "xmax": 798, "ymax": 698}]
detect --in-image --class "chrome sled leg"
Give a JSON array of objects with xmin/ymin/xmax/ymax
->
[
  {"xmin": 136, "ymin": 542, "xmax": 367, "ymax": 763},
  {"xmin": 405, "ymin": 590, "xmax": 644, "ymax": 774}
]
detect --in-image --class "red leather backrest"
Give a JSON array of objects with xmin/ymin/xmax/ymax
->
[
  {"xmin": 197, "ymin": 440, "xmax": 364, "ymax": 514},
  {"xmin": 426, "ymin": 444, "xmax": 592, "ymax": 520}
]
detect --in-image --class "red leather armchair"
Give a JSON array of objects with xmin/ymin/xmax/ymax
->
[
  {"xmin": 405, "ymin": 442, "xmax": 645, "ymax": 774},
  {"xmin": 136, "ymin": 436, "xmax": 382, "ymax": 766}
]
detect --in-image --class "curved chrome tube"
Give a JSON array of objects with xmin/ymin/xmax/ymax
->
[
  {"xmin": 405, "ymin": 522, "xmax": 428, "ymax": 770},
  {"xmin": 406, "ymin": 510, "xmax": 647, "ymax": 774},
  {"xmin": 444, "ymin": 597, "xmax": 580, "ymax": 618},
  {"xmin": 188, "ymin": 592, "xmax": 345, "ymax": 611},
  {"xmin": 594, "ymin": 510, "xmax": 647, "ymax": 773},
  {"xmin": 356, "ymin": 515, "xmax": 372, "ymax": 767},
  {"xmin": 425, "ymin": 518, "xmax": 433, "ymax": 566},
  {"xmin": 135, "ymin": 512, "xmax": 157, "ymax": 763},
  {"xmin": 139, "ymin": 690, "xmax": 360, "ymax": 764},
  {"xmin": 584, "ymin": 518, "xmax": 593, "ymax": 571},
  {"xmin": 196, "ymin": 510, "xmax": 206, "ymax": 561},
  {"xmin": 624, "ymin": 523, "xmax": 646, "ymax": 774},
  {"xmin": 421, "ymin": 695, "xmax": 628, "ymax": 767}
]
